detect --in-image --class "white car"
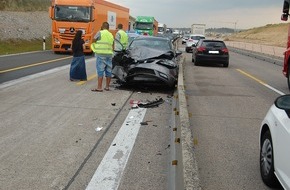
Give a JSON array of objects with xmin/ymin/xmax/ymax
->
[
  {"xmin": 182, "ymin": 34, "xmax": 190, "ymax": 44},
  {"xmin": 259, "ymin": 94, "xmax": 290, "ymax": 189},
  {"xmin": 185, "ymin": 34, "xmax": 205, "ymax": 53}
]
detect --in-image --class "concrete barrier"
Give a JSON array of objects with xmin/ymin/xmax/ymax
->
[{"xmin": 172, "ymin": 56, "xmax": 201, "ymax": 190}]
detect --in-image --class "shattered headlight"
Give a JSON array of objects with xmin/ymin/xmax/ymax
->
[{"xmin": 156, "ymin": 59, "xmax": 177, "ymax": 69}]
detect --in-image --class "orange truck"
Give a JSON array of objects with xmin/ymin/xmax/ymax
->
[{"xmin": 49, "ymin": 0, "xmax": 129, "ymax": 53}]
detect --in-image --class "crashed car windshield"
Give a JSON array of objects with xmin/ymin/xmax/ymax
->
[
  {"xmin": 112, "ymin": 36, "xmax": 181, "ymax": 88},
  {"xmin": 128, "ymin": 36, "xmax": 173, "ymax": 51}
]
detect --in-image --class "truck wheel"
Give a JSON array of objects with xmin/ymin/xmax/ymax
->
[{"xmin": 288, "ymin": 66, "xmax": 290, "ymax": 90}]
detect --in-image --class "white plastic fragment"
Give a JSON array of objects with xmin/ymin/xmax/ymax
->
[{"xmin": 95, "ymin": 127, "xmax": 103, "ymax": 132}]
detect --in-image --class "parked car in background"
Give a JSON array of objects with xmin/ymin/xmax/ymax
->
[
  {"xmin": 112, "ymin": 36, "xmax": 182, "ymax": 88},
  {"xmin": 185, "ymin": 34, "xmax": 205, "ymax": 53},
  {"xmin": 191, "ymin": 39, "xmax": 229, "ymax": 67},
  {"xmin": 259, "ymin": 94, "xmax": 290, "ymax": 189},
  {"xmin": 182, "ymin": 34, "xmax": 190, "ymax": 44}
]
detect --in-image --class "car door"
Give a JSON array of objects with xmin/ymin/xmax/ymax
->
[{"xmin": 274, "ymin": 108, "xmax": 290, "ymax": 189}]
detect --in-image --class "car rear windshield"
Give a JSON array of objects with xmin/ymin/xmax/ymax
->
[
  {"xmin": 190, "ymin": 36, "xmax": 205, "ymax": 40},
  {"xmin": 202, "ymin": 41, "xmax": 226, "ymax": 48},
  {"xmin": 130, "ymin": 39, "xmax": 171, "ymax": 50}
]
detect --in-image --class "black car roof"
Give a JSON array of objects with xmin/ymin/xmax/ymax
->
[
  {"xmin": 200, "ymin": 39, "xmax": 225, "ymax": 43},
  {"xmin": 134, "ymin": 35, "xmax": 170, "ymax": 41}
]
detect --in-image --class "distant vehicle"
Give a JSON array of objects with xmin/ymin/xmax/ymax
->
[
  {"xmin": 185, "ymin": 34, "xmax": 205, "ymax": 53},
  {"xmin": 191, "ymin": 24, "xmax": 206, "ymax": 35},
  {"xmin": 48, "ymin": 0, "xmax": 129, "ymax": 54},
  {"xmin": 259, "ymin": 94, "xmax": 290, "ymax": 189},
  {"xmin": 157, "ymin": 23, "xmax": 167, "ymax": 35},
  {"xmin": 280, "ymin": 0, "xmax": 290, "ymax": 90},
  {"xmin": 112, "ymin": 36, "xmax": 182, "ymax": 88},
  {"xmin": 127, "ymin": 32, "xmax": 139, "ymax": 44},
  {"xmin": 182, "ymin": 34, "xmax": 190, "ymax": 44},
  {"xmin": 191, "ymin": 39, "xmax": 229, "ymax": 67},
  {"xmin": 134, "ymin": 16, "xmax": 158, "ymax": 36}
]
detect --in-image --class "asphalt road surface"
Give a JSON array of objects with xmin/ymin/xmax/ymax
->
[
  {"xmin": 0, "ymin": 42, "xmax": 288, "ymax": 190},
  {"xmin": 182, "ymin": 47, "xmax": 286, "ymax": 190}
]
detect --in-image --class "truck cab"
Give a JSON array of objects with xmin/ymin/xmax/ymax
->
[
  {"xmin": 134, "ymin": 16, "xmax": 157, "ymax": 36},
  {"xmin": 49, "ymin": 0, "xmax": 129, "ymax": 54}
]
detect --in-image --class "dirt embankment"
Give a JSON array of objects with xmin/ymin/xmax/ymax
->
[
  {"xmin": 227, "ymin": 23, "xmax": 288, "ymax": 48},
  {"xmin": 0, "ymin": 11, "xmax": 51, "ymax": 41}
]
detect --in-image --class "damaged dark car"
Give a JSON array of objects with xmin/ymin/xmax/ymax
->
[{"xmin": 112, "ymin": 36, "xmax": 182, "ymax": 88}]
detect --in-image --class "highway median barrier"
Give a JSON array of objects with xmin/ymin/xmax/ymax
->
[{"xmin": 171, "ymin": 56, "xmax": 201, "ymax": 190}]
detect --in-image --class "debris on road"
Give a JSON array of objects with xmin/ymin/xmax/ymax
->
[
  {"xmin": 137, "ymin": 98, "xmax": 164, "ymax": 108},
  {"xmin": 95, "ymin": 127, "xmax": 103, "ymax": 132}
]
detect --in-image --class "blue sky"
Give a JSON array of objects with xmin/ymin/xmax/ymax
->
[{"xmin": 108, "ymin": 0, "xmax": 284, "ymax": 29}]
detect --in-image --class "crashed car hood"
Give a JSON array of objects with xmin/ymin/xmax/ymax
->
[{"xmin": 128, "ymin": 46, "xmax": 174, "ymax": 61}]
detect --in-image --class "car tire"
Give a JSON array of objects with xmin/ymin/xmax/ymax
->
[
  {"xmin": 260, "ymin": 130, "xmax": 279, "ymax": 187},
  {"xmin": 223, "ymin": 62, "xmax": 229, "ymax": 67},
  {"xmin": 194, "ymin": 59, "xmax": 200, "ymax": 66}
]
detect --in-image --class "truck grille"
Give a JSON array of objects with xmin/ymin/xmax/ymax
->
[{"xmin": 59, "ymin": 28, "xmax": 82, "ymax": 40}]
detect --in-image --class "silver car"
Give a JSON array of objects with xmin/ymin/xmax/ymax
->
[{"xmin": 185, "ymin": 34, "xmax": 205, "ymax": 53}]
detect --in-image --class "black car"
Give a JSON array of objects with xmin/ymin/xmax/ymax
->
[
  {"xmin": 112, "ymin": 36, "xmax": 182, "ymax": 88},
  {"xmin": 191, "ymin": 39, "xmax": 229, "ymax": 67}
]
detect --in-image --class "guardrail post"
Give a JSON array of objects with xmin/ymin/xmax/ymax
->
[{"xmin": 43, "ymin": 36, "xmax": 46, "ymax": 51}]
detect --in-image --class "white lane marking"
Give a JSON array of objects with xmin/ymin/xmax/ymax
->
[
  {"xmin": 86, "ymin": 108, "xmax": 147, "ymax": 190},
  {"xmin": 0, "ymin": 57, "xmax": 96, "ymax": 89},
  {"xmin": 264, "ymin": 84, "xmax": 285, "ymax": 96},
  {"xmin": 236, "ymin": 69, "xmax": 286, "ymax": 96},
  {"xmin": 0, "ymin": 65, "xmax": 69, "ymax": 89}
]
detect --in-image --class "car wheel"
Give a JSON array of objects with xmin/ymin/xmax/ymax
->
[
  {"xmin": 287, "ymin": 65, "xmax": 290, "ymax": 90},
  {"xmin": 260, "ymin": 130, "xmax": 279, "ymax": 187},
  {"xmin": 223, "ymin": 62, "xmax": 229, "ymax": 67},
  {"xmin": 194, "ymin": 59, "xmax": 199, "ymax": 66}
]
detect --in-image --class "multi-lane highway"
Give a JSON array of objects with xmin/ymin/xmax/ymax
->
[{"xmin": 0, "ymin": 40, "xmax": 287, "ymax": 189}]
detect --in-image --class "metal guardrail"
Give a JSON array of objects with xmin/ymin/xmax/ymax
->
[{"xmin": 225, "ymin": 41, "xmax": 285, "ymax": 58}]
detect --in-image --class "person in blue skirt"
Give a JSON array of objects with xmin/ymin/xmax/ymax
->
[{"xmin": 70, "ymin": 30, "xmax": 87, "ymax": 81}]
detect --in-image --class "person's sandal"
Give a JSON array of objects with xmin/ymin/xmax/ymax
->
[
  {"xmin": 91, "ymin": 89, "xmax": 103, "ymax": 92},
  {"xmin": 104, "ymin": 88, "xmax": 110, "ymax": 91}
]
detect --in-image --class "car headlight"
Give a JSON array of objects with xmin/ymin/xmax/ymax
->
[
  {"xmin": 54, "ymin": 38, "xmax": 60, "ymax": 43},
  {"xmin": 59, "ymin": 28, "xmax": 65, "ymax": 33},
  {"xmin": 156, "ymin": 59, "xmax": 177, "ymax": 69}
]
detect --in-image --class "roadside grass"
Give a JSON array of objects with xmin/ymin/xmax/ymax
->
[{"xmin": 0, "ymin": 37, "xmax": 52, "ymax": 55}]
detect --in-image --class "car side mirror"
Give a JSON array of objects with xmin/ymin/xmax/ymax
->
[
  {"xmin": 275, "ymin": 94, "xmax": 290, "ymax": 118},
  {"xmin": 275, "ymin": 95, "xmax": 290, "ymax": 110},
  {"xmin": 281, "ymin": 13, "xmax": 288, "ymax": 21}
]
